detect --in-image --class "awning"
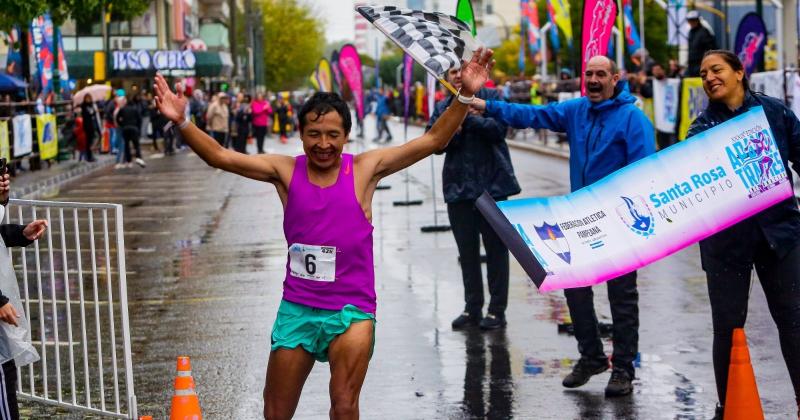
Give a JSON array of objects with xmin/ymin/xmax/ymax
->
[
  {"xmin": 0, "ymin": 73, "xmax": 27, "ymax": 91},
  {"xmin": 64, "ymin": 51, "xmax": 94, "ymax": 79},
  {"xmin": 194, "ymin": 51, "xmax": 233, "ymax": 78}
]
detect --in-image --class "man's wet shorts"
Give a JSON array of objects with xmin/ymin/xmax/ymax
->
[{"xmin": 270, "ymin": 299, "xmax": 376, "ymax": 362}]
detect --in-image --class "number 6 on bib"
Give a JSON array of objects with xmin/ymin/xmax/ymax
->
[{"xmin": 289, "ymin": 243, "xmax": 337, "ymax": 282}]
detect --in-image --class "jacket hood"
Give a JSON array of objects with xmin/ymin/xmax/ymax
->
[{"xmin": 589, "ymin": 80, "xmax": 637, "ymax": 111}]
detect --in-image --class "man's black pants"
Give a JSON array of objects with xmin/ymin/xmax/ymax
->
[
  {"xmin": 447, "ymin": 199, "xmax": 509, "ymax": 317},
  {"xmin": 564, "ymin": 272, "xmax": 639, "ymax": 376},
  {"xmin": 0, "ymin": 360, "xmax": 18, "ymax": 420}
]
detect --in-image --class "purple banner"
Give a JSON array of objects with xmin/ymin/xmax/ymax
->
[
  {"xmin": 338, "ymin": 44, "xmax": 365, "ymax": 120},
  {"xmin": 330, "ymin": 50, "xmax": 343, "ymax": 94},
  {"xmin": 403, "ymin": 53, "xmax": 414, "ymax": 121},
  {"xmin": 734, "ymin": 12, "xmax": 767, "ymax": 77},
  {"xmin": 580, "ymin": 0, "xmax": 618, "ymax": 95}
]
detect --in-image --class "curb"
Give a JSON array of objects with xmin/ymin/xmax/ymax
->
[
  {"xmin": 506, "ymin": 139, "xmax": 570, "ymax": 160},
  {"xmin": 11, "ymin": 158, "xmax": 116, "ymax": 200}
]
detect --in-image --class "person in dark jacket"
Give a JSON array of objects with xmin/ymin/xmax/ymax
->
[
  {"xmin": 686, "ymin": 10, "xmax": 717, "ymax": 77},
  {"xmin": 115, "ymin": 96, "xmax": 146, "ymax": 168},
  {"xmin": 687, "ymin": 50, "xmax": 800, "ymax": 420},
  {"xmin": 233, "ymin": 93, "xmax": 252, "ymax": 154},
  {"xmin": 0, "ymin": 172, "xmax": 49, "ymax": 420},
  {"xmin": 427, "ymin": 67, "xmax": 521, "ymax": 331},
  {"xmin": 472, "ymin": 56, "xmax": 655, "ymax": 397},
  {"xmin": 79, "ymin": 95, "xmax": 100, "ymax": 162}
]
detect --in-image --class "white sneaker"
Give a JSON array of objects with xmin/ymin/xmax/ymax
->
[
  {"xmin": 114, "ymin": 163, "xmax": 125, "ymax": 170},
  {"xmin": 135, "ymin": 158, "xmax": 146, "ymax": 167}
]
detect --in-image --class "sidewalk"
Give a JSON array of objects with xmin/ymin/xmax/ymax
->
[{"xmin": 9, "ymin": 154, "xmax": 117, "ymax": 200}]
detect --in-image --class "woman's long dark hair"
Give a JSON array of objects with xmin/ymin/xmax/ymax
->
[{"xmin": 702, "ymin": 49, "xmax": 751, "ymax": 92}]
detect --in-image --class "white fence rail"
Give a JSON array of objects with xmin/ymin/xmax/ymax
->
[{"xmin": 5, "ymin": 199, "xmax": 137, "ymax": 419}]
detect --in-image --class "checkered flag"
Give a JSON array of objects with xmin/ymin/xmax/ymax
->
[{"xmin": 356, "ymin": 5, "xmax": 481, "ymax": 82}]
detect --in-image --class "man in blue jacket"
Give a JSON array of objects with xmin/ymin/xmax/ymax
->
[
  {"xmin": 472, "ymin": 56, "xmax": 655, "ymax": 396},
  {"xmin": 428, "ymin": 67, "xmax": 521, "ymax": 331}
]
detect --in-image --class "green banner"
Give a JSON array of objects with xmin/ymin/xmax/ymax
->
[{"xmin": 456, "ymin": 0, "xmax": 477, "ymax": 36}]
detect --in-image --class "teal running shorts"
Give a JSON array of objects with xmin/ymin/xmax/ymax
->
[{"xmin": 270, "ymin": 299, "xmax": 375, "ymax": 362}]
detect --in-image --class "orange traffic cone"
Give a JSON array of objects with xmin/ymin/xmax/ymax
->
[
  {"xmin": 170, "ymin": 356, "xmax": 202, "ymax": 420},
  {"xmin": 175, "ymin": 356, "xmax": 196, "ymax": 390},
  {"xmin": 139, "ymin": 416, "xmax": 153, "ymax": 420},
  {"xmin": 723, "ymin": 328, "xmax": 764, "ymax": 420}
]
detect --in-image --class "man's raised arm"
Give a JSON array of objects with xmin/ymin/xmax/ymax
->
[
  {"xmin": 363, "ymin": 48, "xmax": 495, "ymax": 180},
  {"xmin": 154, "ymin": 73, "xmax": 285, "ymax": 183}
]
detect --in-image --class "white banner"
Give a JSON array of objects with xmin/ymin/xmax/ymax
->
[
  {"xmin": 653, "ymin": 78, "xmax": 681, "ymax": 133},
  {"xmin": 790, "ymin": 72, "xmax": 800, "ymax": 119},
  {"xmin": 477, "ymin": 107, "xmax": 792, "ymax": 291},
  {"xmin": 749, "ymin": 71, "xmax": 784, "ymax": 101},
  {"xmin": 12, "ymin": 114, "xmax": 32, "ymax": 157}
]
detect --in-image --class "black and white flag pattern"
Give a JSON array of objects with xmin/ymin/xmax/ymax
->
[{"xmin": 356, "ymin": 5, "xmax": 481, "ymax": 77}]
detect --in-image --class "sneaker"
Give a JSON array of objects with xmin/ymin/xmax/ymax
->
[
  {"xmin": 562, "ymin": 358, "xmax": 609, "ymax": 388},
  {"xmin": 114, "ymin": 163, "xmax": 125, "ymax": 170},
  {"xmin": 135, "ymin": 158, "xmax": 146, "ymax": 167},
  {"xmin": 451, "ymin": 312, "xmax": 481, "ymax": 330},
  {"xmin": 479, "ymin": 313, "xmax": 507, "ymax": 330},
  {"xmin": 604, "ymin": 368, "xmax": 633, "ymax": 397}
]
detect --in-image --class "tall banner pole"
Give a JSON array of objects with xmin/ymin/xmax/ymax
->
[
  {"xmin": 421, "ymin": 74, "xmax": 451, "ymax": 232},
  {"xmin": 393, "ymin": 54, "xmax": 423, "ymax": 206}
]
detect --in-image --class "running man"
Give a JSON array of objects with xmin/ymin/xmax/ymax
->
[{"xmin": 154, "ymin": 48, "xmax": 494, "ymax": 419}]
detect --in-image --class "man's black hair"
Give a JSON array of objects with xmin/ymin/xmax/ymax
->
[{"xmin": 298, "ymin": 92, "xmax": 352, "ymax": 134}]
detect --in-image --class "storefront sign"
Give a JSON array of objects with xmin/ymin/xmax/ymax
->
[{"xmin": 112, "ymin": 50, "xmax": 196, "ymax": 75}]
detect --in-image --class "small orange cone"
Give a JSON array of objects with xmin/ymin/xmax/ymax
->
[
  {"xmin": 170, "ymin": 356, "xmax": 202, "ymax": 420},
  {"xmin": 175, "ymin": 356, "xmax": 196, "ymax": 390},
  {"xmin": 723, "ymin": 328, "xmax": 764, "ymax": 420}
]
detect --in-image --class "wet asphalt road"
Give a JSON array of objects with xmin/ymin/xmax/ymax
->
[{"xmin": 21, "ymin": 116, "xmax": 798, "ymax": 419}]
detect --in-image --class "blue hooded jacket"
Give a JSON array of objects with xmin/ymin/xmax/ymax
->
[{"xmin": 485, "ymin": 81, "xmax": 656, "ymax": 191}]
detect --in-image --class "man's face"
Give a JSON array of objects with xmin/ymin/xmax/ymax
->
[
  {"xmin": 688, "ymin": 18, "xmax": 699, "ymax": 29},
  {"xmin": 652, "ymin": 64, "xmax": 666, "ymax": 80},
  {"xmin": 446, "ymin": 68, "xmax": 462, "ymax": 90},
  {"xmin": 584, "ymin": 57, "xmax": 619, "ymax": 103},
  {"xmin": 301, "ymin": 111, "xmax": 348, "ymax": 171}
]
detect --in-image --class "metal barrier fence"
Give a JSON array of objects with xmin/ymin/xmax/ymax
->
[{"xmin": 4, "ymin": 199, "xmax": 137, "ymax": 419}]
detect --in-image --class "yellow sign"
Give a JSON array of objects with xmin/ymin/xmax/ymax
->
[
  {"xmin": 678, "ymin": 77, "xmax": 707, "ymax": 141},
  {"xmin": 36, "ymin": 114, "xmax": 58, "ymax": 160},
  {"xmin": 94, "ymin": 51, "xmax": 106, "ymax": 81},
  {"xmin": 0, "ymin": 120, "xmax": 9, "ymax": 162}
]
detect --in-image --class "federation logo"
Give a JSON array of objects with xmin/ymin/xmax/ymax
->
[
  {"xmin": 616, "ymin": 196, "xmax": 654, "ymax": 237},
  {"xmin": 534, "ymin": 223, "xmax": 571, "ymax": 264}
]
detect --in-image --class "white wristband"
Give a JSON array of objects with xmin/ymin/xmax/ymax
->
[
  {"xmin": 457, "ymin": 92, "xmax": 475, "ymax": 105},
  {"xmin": 177, "ymin": 119, "xmax": 191, "ymax": 130}
]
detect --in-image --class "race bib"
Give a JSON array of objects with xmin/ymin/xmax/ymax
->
[{"xmin": 288, "ymin": 243, "xmax": 336, "ymax": 282}]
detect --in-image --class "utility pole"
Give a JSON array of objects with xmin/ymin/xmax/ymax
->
[
  {"xmin": 244, "ymin": 0, "xmax": 254, "ymax": 91},
  {"xmin": 229, "ymin": 0, "xmax": 238, "ymax": 88}
]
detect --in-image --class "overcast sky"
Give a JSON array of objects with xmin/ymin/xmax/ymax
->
[{"xmin": 304, "ymin": 0, "xmax": 357, "ymax": 44}]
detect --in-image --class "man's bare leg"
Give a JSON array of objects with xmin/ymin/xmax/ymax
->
[
  {"xmin": 327, "ymin": 320, "xmax": 374, "ymax": 420},
  {"xmin": 263, "ymin": 347, "xmax": 315, "ymax": 419}
]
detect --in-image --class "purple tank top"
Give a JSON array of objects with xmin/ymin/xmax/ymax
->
[{"xmin": 282, "ymin": 154, "xmax": 376, "ymax": 314}]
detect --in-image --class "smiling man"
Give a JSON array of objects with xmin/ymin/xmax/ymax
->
[
  {"xmin": 154, "ymin": 48, "xmax": 494, "ymax": 419},
  {"xmin": 471, "ymin": 55, "xmax": 655, "ymax": 397}
]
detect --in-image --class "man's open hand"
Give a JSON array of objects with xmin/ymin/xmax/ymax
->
[{"xmin": 459, "ymin": 48, "xmax": 495, "ymax": 97}]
